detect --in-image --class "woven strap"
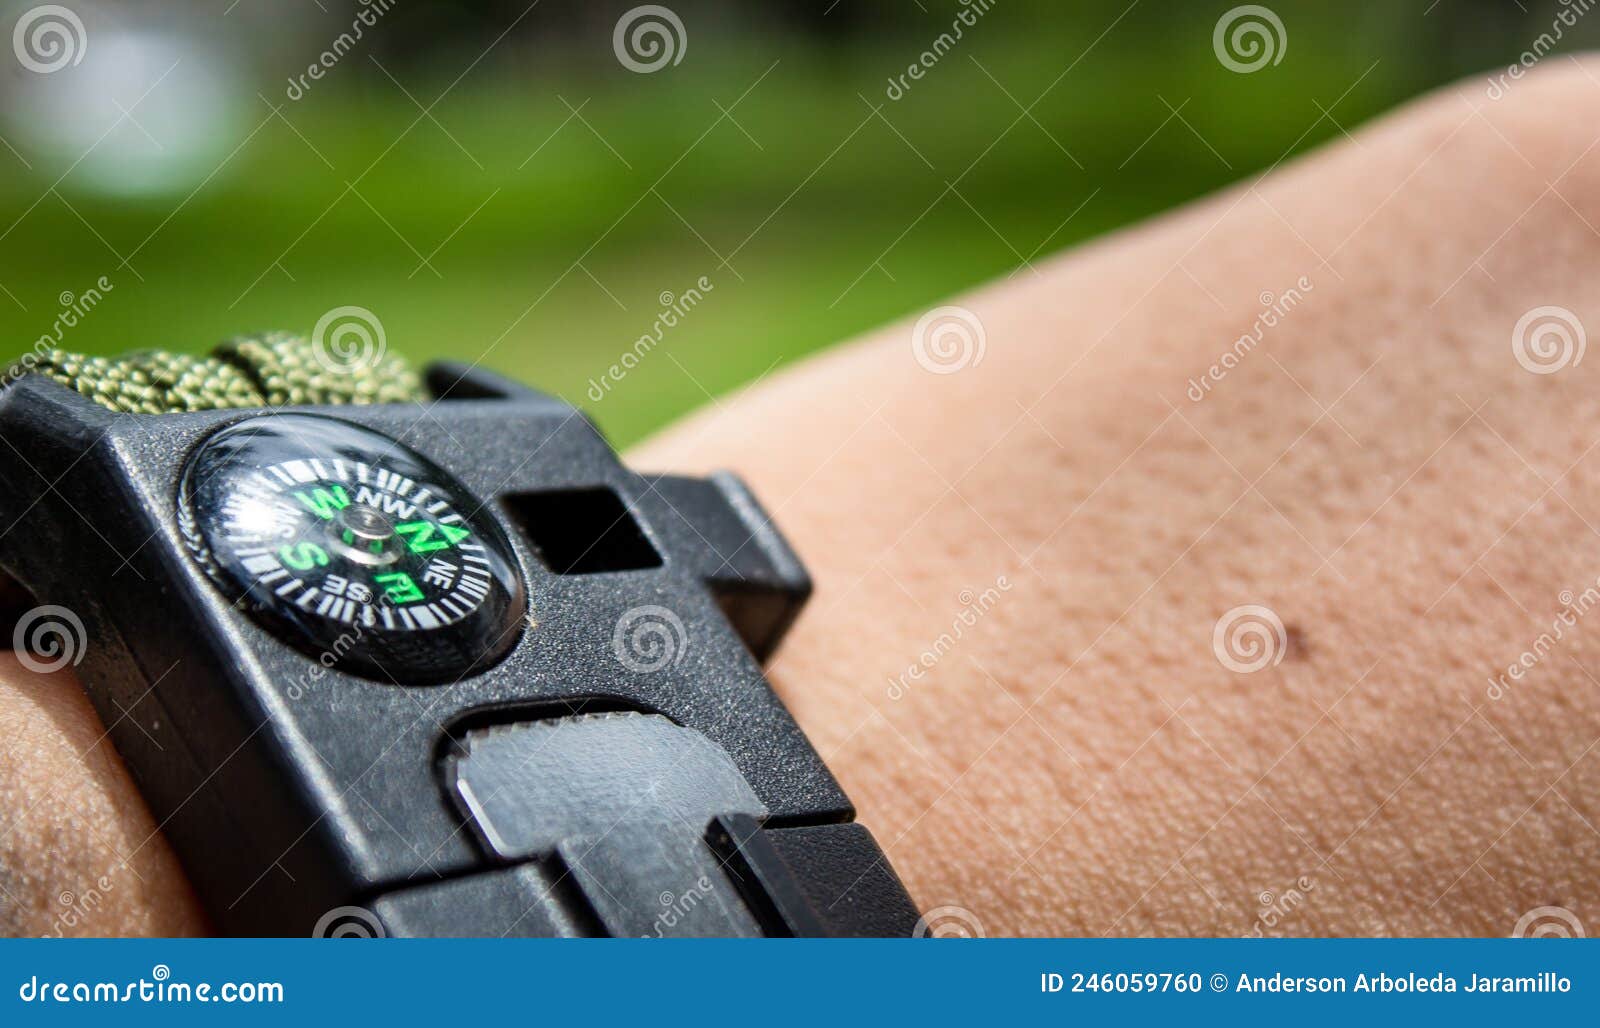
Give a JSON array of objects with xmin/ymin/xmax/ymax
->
[{"xmin": 8, "ymin": 332, "xmax": 424, "ymax": 414}]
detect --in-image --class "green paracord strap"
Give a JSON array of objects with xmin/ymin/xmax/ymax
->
[{"xmin": 7, "ymin": 332, "xmax": 425, "ymax": 414}]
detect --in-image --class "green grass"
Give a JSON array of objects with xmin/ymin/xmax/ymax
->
[{"xmin": 0, "ymin": 6, "xmax": 1575, "ymax": 443}]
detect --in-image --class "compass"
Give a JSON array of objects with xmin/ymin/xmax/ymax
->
[{"xmin": 178, "ymin": 413, "xmax": 526, "ymax": 683}]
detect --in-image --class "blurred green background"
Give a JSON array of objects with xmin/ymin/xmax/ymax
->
[{"xmin": 0, "ymin": 0, "xmax": 1593, "ymax": 443}]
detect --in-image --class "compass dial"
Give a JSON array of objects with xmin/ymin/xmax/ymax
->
[{"xmin": 179, "ymin": 414, "xmax": 526, "ymax": 683}]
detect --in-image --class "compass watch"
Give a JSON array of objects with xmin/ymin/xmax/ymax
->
[{"xmin": 0, "ymin": 336, "xmax": 919, "ymax": 938}]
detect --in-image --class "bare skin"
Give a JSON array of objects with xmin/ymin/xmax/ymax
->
[{"xmin": 5, "ymin": 59, "xmax": 1600, "ymax": 937}]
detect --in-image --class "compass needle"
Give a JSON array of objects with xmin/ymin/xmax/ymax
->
[{"xmin": 179, "ymin": 415, "xmax": 526, "ymax": 683}]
